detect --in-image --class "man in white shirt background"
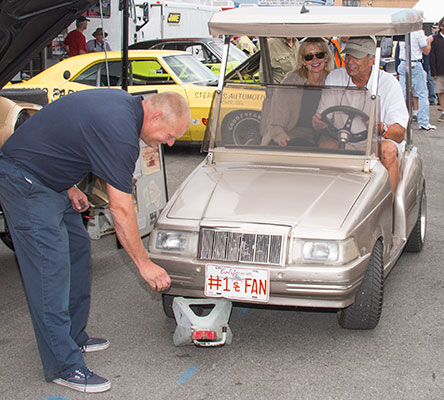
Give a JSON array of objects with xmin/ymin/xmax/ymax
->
[{"xmin": 398, "ymin": 29, "xmax": 435, "ymax": 131}]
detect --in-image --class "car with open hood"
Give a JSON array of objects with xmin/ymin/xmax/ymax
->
[{"xmin": 148, "ymin": 5, "xmax": 426, "ymax": 330}]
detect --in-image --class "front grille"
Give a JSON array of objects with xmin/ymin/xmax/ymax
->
[{"xmin": 198, "ymin": 228, "xmax": 283, "ymax": 265}]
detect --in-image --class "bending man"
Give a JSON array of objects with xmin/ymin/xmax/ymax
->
[{"xmin": 0, "ymin": 90, "xmax": 190, "ymax": 393}]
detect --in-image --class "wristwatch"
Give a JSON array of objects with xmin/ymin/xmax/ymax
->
[{"xmin": 382, "ymin": 122, "xmax": 390, "ymax": 138}]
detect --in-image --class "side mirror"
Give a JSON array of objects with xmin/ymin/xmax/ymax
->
[
  {"xmin": 63, "ymin": 70, "xmax": 71, "ymax": 80},
  {"xmin": 136, "ymin": 2, "xmax": 149, "ymax": 32},
  {"xmin": 142, "ymin": 2, "xmax": 149, "ymax": 22}
]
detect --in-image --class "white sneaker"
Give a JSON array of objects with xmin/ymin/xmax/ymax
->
[
  {"xmin": 419, "ymin": 123, "xmax": 436, "ymax": 131},
  {"xmin": 438, "ymin": 113, "xmax": 444, "ymax": 122}
]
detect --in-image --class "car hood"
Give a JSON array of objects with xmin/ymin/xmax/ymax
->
[
  {"xmin": 0, "ymin": 0, "xmax": 96, "ymax": 88},
  {"xmin": 167, "ymin": 165, "xmax": 371, "ymax": 230}
]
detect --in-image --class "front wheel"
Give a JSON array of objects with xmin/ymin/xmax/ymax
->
[
  {"xmin": 337, "ymin": 240, "xmax": 384, "ymax": 330},
  {"xmin": 221, "ymin": 110, "xmax": 261, "ymax": 145},
  {"xmin": 162, "ymin": 294, "xmax": 176, "ymax": 318}
]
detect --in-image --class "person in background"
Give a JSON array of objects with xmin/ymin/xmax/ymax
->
[
  {"xmin": 236, "ymin": 35, "xmax": 257, "ymax": 56},
  {"xmin": 86, "ymin": 28, "xmax": 111, "ymax": 53},
  {"xmin": 260, "ymin": 37, "xmax": 299, "ymax": 84},
  {"xmin": 430, "ymin": 17, "xmax": 444, "ymax": 122},
  {"xmin": 64, "ymin": 16, "xmax": 89, "ymax": 57},
  {"xmin": 430, "ymin": 23, "xmax": 441, "ymax": 106},
  {"xmin": 397, "ymin": 29, "xmax": 435, "ymax": 131},
  {"xmin": 329, "ymin": 36, "xmax": 349, "ymax": 68},
  {"xmin": 0, "ymin": 90, "xmax": 190, "ymax": 393}
]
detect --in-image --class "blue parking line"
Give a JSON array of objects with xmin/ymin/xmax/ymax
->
[
  {"xmin": 41, "ymin": 396, "xmax": 69, "ymax": 400},
  {"xmin": 176, "ymin": 366, "xmax": 198, "ymax": 385}
]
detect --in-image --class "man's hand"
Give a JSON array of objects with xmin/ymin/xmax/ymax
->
[
  {"xmin": 312, "ymin": 112, "xmax": 328, "ymax": 131},
  {"xmin": 138, "ymin": 261, "xmax": 171, "ymax": 292},
  {"xmin": 107, "ymin": 184, "xmax": 171, "ymax": 292},
  {"xmin": 67, "ymin": 186, "xmax": 89, "ymax": 213}
]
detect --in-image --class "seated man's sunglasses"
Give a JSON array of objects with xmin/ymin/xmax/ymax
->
[{"xmin": 303, "ymin": 52, "xmax": 326, "ymax": 61}]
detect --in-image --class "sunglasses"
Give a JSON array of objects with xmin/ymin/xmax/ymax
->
[{"xmin": 303, "ymin": 52, "xmax": 326, "ymax": 61}]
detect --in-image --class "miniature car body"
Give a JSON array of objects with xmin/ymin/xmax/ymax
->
[{"xmin": 148, "ymin": 5, "xmax": 426, "ymax": 329}]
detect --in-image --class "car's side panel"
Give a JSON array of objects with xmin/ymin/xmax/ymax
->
[{"xmin": 394, "ymin": 146, "xmax": 425, "ymax": 244}]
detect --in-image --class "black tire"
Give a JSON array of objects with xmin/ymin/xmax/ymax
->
[
  {"xmin": 0, "ymin": 205, "xmax": 14, "ymax": 251},
  {"xmin": 405, "ymin": 184, "xmax": 426, "ymax": 253},
  {"xmin": 337, "ymin": 240, "xmax": 384, "ymax": 330},
  {"xmin": 221, "ymin": 110, "xmax": 261, "ymax": 145},
  {"xmin": 162, "ymin": 294, "xmax": 176, "ymax": 318}
]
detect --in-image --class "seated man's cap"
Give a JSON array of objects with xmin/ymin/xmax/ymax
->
[{"xmin": 342, "ymin": 36, "xmax": 376, "ymax": 59}]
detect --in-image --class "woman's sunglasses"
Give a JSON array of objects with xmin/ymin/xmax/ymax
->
[{"xmin": 303, "ymin": 52, "xmax": 326, "ymax": 61}]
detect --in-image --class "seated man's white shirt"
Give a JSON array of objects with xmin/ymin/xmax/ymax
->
[{"xmin": 317, "ymin": 66, "xmax": 409, "ymax": 152}]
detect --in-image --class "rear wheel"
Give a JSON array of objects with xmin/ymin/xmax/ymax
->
[
  {"xmin": 337, "ymin": 240, "xmax": 384, "ymax": 330},
  {"xmin": 405, "ymin": 184, "xmax": 426, "ymax": 253}
]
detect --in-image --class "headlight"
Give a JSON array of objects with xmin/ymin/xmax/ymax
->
[
  {"xmin": 149, "ymin": 230, "xmax": 198, "ymax": 256},
  {"xmin": 291, "ymin": 238, "xmax": 359, "ymax": 265},
  {"xmin": 303, "ymin": 241, "xmax": 338, "ymax": 262},
  {"xmin": 156, "ymin": 232, "xmax": 187, "ymax": 251}
]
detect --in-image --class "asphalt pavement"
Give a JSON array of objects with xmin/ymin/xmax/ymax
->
[{"xmin": 1, "ymin": 106, "xmax": 444, "ymax": 400}]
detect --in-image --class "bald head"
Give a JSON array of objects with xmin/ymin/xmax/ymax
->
[
  {"xmin": 140, "ymin": 92, "xmax": 191, "ymax": 148},
  {"xmin": 144, "ymin": 92, "xmax": 190, "ymax": 129}
]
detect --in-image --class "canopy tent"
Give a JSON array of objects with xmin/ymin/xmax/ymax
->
[
  {"xmin": 413, "ymin": 0, "xmax": 444, "ymax": 23},
  {"xmin": 209, "ymin": 6, "xmax": 423, "ymax": 38}
]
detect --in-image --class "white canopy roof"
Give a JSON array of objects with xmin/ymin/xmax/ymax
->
[
  {"xmin": 413, "ymin": 0, "xmax": 444, "ymax": 23},
  {"xmin": 209, "ymin": 6, "xmax": 423, "ymax": 37}
]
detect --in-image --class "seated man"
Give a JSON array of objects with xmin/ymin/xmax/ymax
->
[{"xmin": 313, "ymin": 36, "xmax": 409, "ymax": 198}]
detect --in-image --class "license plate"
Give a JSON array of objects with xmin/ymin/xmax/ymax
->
[{"xmin": 204, "ymin": 264, "xmax": 270, "ymax": 302}]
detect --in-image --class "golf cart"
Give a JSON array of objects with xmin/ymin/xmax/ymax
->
[{"xmin": 148, "ymin": 5, "xmax": 425, "ymax": 330}]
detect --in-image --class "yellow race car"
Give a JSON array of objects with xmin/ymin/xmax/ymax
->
[{"xmin": 7, "ymin": 50, "xmax": 219, "ymax": 143}]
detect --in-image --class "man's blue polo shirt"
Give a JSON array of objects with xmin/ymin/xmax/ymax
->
[{"xmin": 2, "ymin": 89, "xmax": 144, "ymax": 194}]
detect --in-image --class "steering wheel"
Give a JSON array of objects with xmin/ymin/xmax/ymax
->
[{"xmin": 320, "ymin": 105, "xmax": 369, "ymax": 148}]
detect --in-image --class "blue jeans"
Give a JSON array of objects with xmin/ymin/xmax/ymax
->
[
  {"xmin": 0, "ymin": 153, "xmax": 90, "ymax": 381},
  {"xmin": 427, "ymin": 69, "xmax": 436, "ymax": 103},
  {"xmin": 398, "ymin": 60, "xmax": 430, "ymax": 126}
]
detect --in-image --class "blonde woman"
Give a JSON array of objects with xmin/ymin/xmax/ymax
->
[{"xmin": 263, "ymin": 38, "xmax": 334, "ymax": 146}]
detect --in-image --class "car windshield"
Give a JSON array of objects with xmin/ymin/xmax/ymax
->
[
  {"xmin": 205, "ymin": 83, "xmax": 380, "ymax": 157},
  {"xmin": 208, "ymin": 41, "xmax": 249, "ymax": 63},
  {"xmin": 163, "ymin": 54, "xmax": 218, "ymax": 85}
]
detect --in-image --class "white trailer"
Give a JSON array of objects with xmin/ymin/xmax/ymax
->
[
  {"xmin": 134, "ymin": 1, "xmax": 222, "ymax": 43},
  {"xmin": 61, "ymin": 0, "xmax": 221, "ymax": 54}
]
